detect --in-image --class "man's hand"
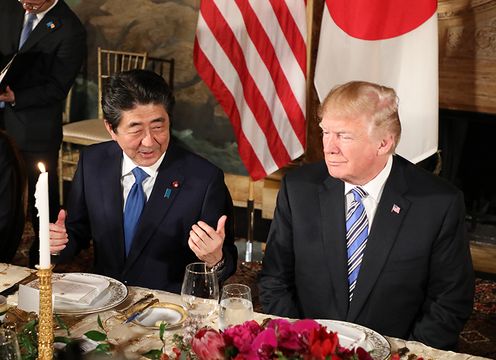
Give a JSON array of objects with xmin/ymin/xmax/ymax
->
[
  {"xmin": 50, "ymin": 209, "xmax": 68, "ymax": 254},
  {"xmin": 0, "ymin": 86, "xmax": 15, "ymax": 103},
  {"xmin": 188, "ymin": 215, "xmax": 226, "ymax": 267}
]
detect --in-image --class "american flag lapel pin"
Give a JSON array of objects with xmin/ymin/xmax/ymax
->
[{"xmin": 391, "ymin": 204, "xmax": 401, "ymax": 214}]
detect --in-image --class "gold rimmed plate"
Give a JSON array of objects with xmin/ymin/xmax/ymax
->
[{"xmin": 133, "ymin": 302, "xmax": 187, "ymax": 329}]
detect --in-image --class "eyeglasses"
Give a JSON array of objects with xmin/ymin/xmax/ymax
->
[{"xmin": 18, "ymin": 0, "xmax": 49, "ymax": 11}]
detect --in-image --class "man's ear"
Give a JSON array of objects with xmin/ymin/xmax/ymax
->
[
  {"xmin": 104, "ymin": 120, "xmax": 117, "ymax": 140},
  {"xmin": 377, "ymin": 133, "xmax": 394, "ymax": 156}
]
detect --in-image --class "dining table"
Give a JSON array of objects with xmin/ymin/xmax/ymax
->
[{"xmin": 0, "ymin": 263, "xmax": 490, "ymax": 360}]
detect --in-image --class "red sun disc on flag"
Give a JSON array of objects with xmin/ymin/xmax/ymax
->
[{"xmin": 326, "ymin": 0, "xmax": 437, "ymax": 40}]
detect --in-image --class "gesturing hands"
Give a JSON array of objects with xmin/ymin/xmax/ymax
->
[
  {"xmin": 0, "ymin": 86, "xmax": 15, "ymax": 103},
  {"xmin": 49, "ymin": 209, "xmax": 68, "ymax": 254},
  {"xmin": 188, "ymin": 215, "xmax": 227, "ymax": 268}
]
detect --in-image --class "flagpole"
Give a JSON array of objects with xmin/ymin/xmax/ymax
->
[{"xmin": 244, "ymin": 177, "xmax": 255, "ymax": 263}]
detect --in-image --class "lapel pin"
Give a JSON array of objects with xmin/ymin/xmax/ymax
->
[
  {"xmin": 391, "ymin": 204, "xmax": 401, "ymax": 214},
  {"xmin": 172, "ymin": 180, "xmax": 180, "ymax": 188},
  {"xmin": 46, "ymin": 21, "xmax": 56, "ymax": 30},
  {"xmin": 164, "ymin": 188, "xmax": 172, "ymax": 199}
]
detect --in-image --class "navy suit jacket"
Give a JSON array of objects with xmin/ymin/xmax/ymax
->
[
  {"xmin": 59, "ymin": 141, "xmax": 238, "ymax": 292},
  {"xmin": 259, "ymin": 155, "xmax": 474, "ymax": 350},
  {"xmin": 0, "ymin": 0, "xmax": 86, "ymax": 152}
]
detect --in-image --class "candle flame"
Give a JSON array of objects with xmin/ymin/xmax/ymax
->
[{"xmin": 38, "ymin": 162, "xmax": 46, "ymax": 173}]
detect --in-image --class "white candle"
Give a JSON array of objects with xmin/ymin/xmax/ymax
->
[{"xmin": 35, "ymin": 162, "xmax": 50, "ymax": 268}]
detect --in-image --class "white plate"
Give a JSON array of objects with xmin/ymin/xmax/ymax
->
[
  {"xmin": 26, "ymin": 273, "xmax": 128, "ymax": 315},
  {"xmin": 317, "ymin": 320, "xmax": 391, "ymax": 360},
  {"xmin": 134, "ymin": 302, "xmax": 187, "ymax": 329}
]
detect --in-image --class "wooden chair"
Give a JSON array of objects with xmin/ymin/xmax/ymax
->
[{"xmin": 58, "ymin": 48, "xmax": 148, "ymax": 205}]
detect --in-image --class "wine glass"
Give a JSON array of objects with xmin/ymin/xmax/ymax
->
[
  {"xmin": 218, "ymin": 283, "xmax": 253, "ymax": 329},
  {"xmin": 0, "ymin": 328, "xmax": 21, "ymax": 360},
  {"xmin": 181, "ymin": 262, "xmax": 219, "ymax": 321}
]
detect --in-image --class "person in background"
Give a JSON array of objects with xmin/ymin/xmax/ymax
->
[
  {"xmin": 49, "ymin": 70, "xmax": 237, "ymax": 292},
  {"xmin": 0, "ymin": 0, "xmax": 86, "ymax": 267},
  {"xmin": 0, "ymin": 130, "xmax": 26, "ymax": 263},
  {"xmin": 259, "ymin": 81, "xmax": 474, "ymax": 350}
]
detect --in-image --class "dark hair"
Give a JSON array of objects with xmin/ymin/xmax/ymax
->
[{"xmin": 102, "ymin": 69, "xmax": 175, "ymax": 131}]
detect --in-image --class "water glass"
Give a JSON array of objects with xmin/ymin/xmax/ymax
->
[
  {"xmin": 0, "ymin": 328, "xmax": 21, "ymax": 360},
  {"xmin": 219, "ymin": 283, "xmax": 253, "ymax": 329},
  {"xmin": 181, "ymin": 262, "xmax": 219, "ymax": 320}
]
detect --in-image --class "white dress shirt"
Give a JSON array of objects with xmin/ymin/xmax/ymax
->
[
  {"xmin": 23, "ymin": 0, "xmax": 59, "ymax": 30},
  {"xmin": 344, "ymin": 155, "xmax": 393, "ymax": 229},
  {"xmin": 121, "ymin": 152, "xmax": 166, "ymax": 211}
]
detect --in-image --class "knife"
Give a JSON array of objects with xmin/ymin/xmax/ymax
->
[{"xmin": 124, "ymin": 298, "xmax": 159, "ymax": 324}]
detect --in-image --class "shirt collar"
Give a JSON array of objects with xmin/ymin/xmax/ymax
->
[
  {"xmin": 121, "ymin": 151, "xmax": 166, "ymax": 178},
  {"xmin": 344, "ymin": 155, "xmax": 393, "ymax": 202},
  {"xmin": 28, "ymin": 0, "xmax": 58, "ymax": 22}
]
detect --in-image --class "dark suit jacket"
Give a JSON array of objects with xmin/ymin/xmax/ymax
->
[
  {"xmin": 0, "ymin": 0, "xmax": 86, "ymax": 152},
  {"xmin": 0, "ymin": 131, "xmax": 25, "ymax": 262},
  {"xmin": 259, "ymin": 155, "xmax": 474, "ymax": 350},
  {"xmin": 58, "ymin": 141, "xmax": 238, "ymax": 293}
]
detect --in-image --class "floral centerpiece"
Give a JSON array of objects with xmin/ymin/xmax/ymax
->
[{"xmin": 166, "ymin": 318, "xmax": 373, "ymax": 360}]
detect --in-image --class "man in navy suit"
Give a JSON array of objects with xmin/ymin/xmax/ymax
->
[
  {"xmin": 0, "ymin": 0, "xmax": 86, "ymax": 267},
  {"xmin": 49, "ymin": 70, "xmax": 237, "ymax": 292},
  {"xmin": 259, "ymin": 81, "xmax": 474, "ymax": 350}
]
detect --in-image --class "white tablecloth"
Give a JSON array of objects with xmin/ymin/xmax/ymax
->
[{"xmin": 1, "ymin": 264, "xmax": 490, "ymax": 360}]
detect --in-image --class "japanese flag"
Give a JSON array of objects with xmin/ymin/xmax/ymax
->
[{"xmin": 314, "ymin": 0, "xmax": 438, "ymax": 163}]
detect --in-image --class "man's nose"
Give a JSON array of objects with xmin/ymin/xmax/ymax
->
[
  {"xmin": 141, "ymin": 129, "xmax": 154, "ymax": 146},
  {"xmin": 323, "ymin": 135, "xmax": 337, "ymax": 154}
]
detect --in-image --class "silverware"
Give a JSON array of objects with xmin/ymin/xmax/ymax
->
[
  {"xmin": 124, "ymin": 298, "xmax": 159, "ymax": 324},
  {"xmin": 121, "ymin": 293, "xmax": 153, "ymax": 314}
]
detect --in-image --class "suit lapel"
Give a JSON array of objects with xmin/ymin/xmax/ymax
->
[
  {"xmin": 319, "ymin": 177, "xmax": 349, "ymax": 319},
  {"xmin": 124, "ymin": 146, "xmax": 184, "ymax": 273},
  {"xmin": 347, "ymin": 156, "xmax": 411, "ymax": 321},
  {"xmin": 99, "ymin": 143, "xmax": 126, "ymax": 269}
]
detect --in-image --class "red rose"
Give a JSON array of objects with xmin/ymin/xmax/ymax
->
[
  {"xmin": 191, "ymin": 328, "xmax": 226, "ymax": 360},
  {"xmin": 308, "ymin": 327, "xmax": 340, "ymax": 359}
]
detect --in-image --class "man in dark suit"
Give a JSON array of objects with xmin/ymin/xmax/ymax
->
[
  {"xmin": 0, "ymin": 0, "xmax": 86, "ymax": 267},
  {"xmin": 259, "ymin": 81, "xmax": 474, "ymax": 350},
  {"xmin": 0, "ymin": 130, "xmax": 26, "ymax": 262},
  {"xmin": 49, "ymin": 70, "xmax": 237, "ymax": 292}
]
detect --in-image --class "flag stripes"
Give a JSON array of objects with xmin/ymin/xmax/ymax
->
[{"xmin": 194, "ymin": 0, "xmax": 306, "ymax": 180}]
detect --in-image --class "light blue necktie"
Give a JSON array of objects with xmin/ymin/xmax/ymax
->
[
  {"xmin": 19, "ymin": 13, "xmax": 37, "ymax": 49},
  {"xmin": 346, "ymin": 187, "xmax": 369, "ymax": 301},
  {"xmin": 124, "ymin": 167, "xmax": 149, "ymax": 256}
]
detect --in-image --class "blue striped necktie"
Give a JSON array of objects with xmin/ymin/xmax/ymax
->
[
  {"xmin": 346, "ymin": 187, "xmax": 369, "ymax": 301},
  {"xmin": 19, "ymin": 13, "xmax": 37, "ymax": 49},
  {"xmin": 124, "ymin": 167, "xmax": 149, "ymax": 256}
]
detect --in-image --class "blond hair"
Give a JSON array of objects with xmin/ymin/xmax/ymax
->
[{"xmin": 319, "ymin": 81, "xmax": 401, "ymax": 152}]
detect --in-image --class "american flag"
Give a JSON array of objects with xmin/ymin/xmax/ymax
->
[{"xmin": 194, "ymin": 0, "xmax": 307, "ymax": 180}]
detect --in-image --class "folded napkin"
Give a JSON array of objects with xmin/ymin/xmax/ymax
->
[{"xmin": 53, "ymin": 274, "xmax": 109, "ymax": 305}]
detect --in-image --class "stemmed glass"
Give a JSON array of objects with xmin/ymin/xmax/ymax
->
[
  {"xmin": 181, "ymin": 262, "xmax": 219, "ymax": 321},
  {"xmin": 0, "ymin": 328, "xmax": 21, "ymax": 360},
  {"xmin": 218, "ymin": 283, "xmax": 253, "ymax": 330}
]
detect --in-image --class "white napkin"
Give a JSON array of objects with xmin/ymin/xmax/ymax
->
[{"xmin": 53, "ymin": 274, "xmax": 109, "ymax": 305}]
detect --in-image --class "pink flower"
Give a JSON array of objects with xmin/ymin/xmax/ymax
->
[
  {"xmin": 223, "ymin": 320, "xmax": 262, "ymax": 354},
  {"xmin": 251, "ymin": 328, "xmax": 278, "ymax": 359},
  {"xmin": 191, "ymin": 328, "xmax": 225, "ymax": 360}
]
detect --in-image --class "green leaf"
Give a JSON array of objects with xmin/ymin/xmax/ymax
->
[
  {"xmin": 54, "ymin": 336, "xmax": 73, "ymax": 344},
  {"xmin": 97, "ymin": 314, "xmax": 104, "ymax": 331},
  {"xmin": 55, "ymin": 313, "xmax": 71, "ymax": 336},
  {"xmin": 84, "ymin": 330, "xmax": 107, "ymax": 341},
  {"xmin": 159, "ymin": 321, "xmax": 168, "ymax": 341},
  {"xmin": 94, "ymin": 343, "xmax": 111, "ymax": 353},
  {"xmin": 142, "ymin": 349, "xmax": 163, "ymax": 359}
]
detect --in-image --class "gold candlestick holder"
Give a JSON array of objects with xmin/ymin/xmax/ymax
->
[{"xmin": 36, "ymin": 265, "xmax": 54, "ymax": 360}]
